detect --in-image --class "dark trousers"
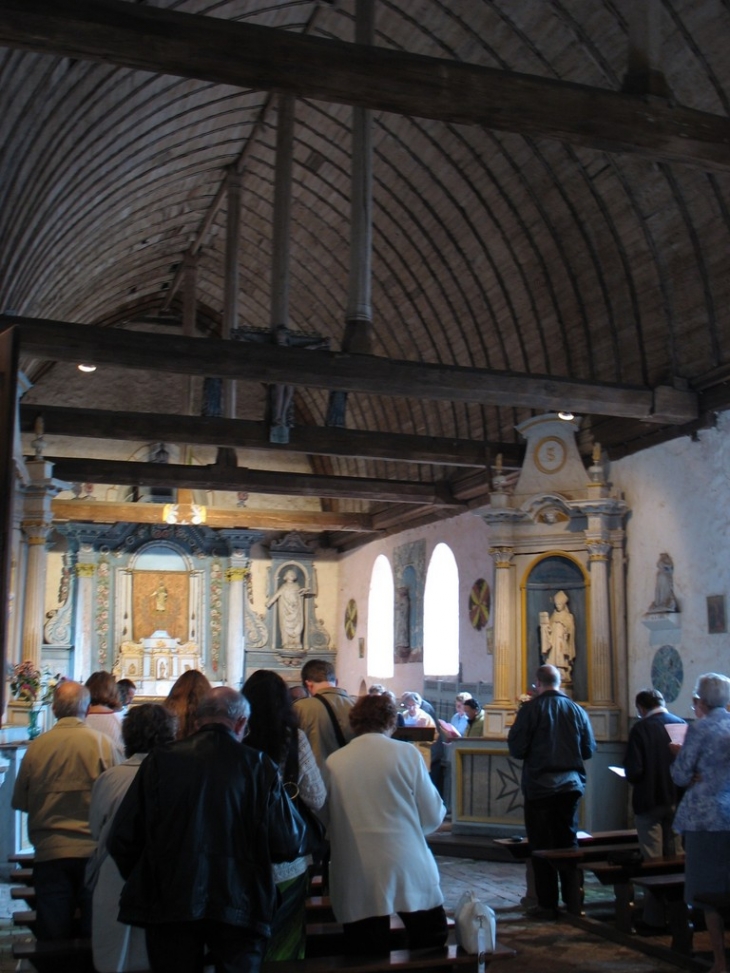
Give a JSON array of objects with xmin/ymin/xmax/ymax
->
[
  {"xmin": 524, "ymin": 791, "xmax": 582, "ymax": 910},
  {"xmin": 145, "ymin": 920, "xmax": 267, "ymax": 973},
  {"xmin": 33, "ymin": 857, "xmax": 92, "ymax": 941},
  {"xmin": 343, "ymin": 905, "xmax": 448, "ymax": 955}
]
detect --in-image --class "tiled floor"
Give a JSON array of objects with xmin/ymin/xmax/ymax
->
[{"xmin": 0, "ymin": 857, "xmax": 723, "ymax": 972}]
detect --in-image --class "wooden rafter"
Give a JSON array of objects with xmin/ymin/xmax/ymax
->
[
  {"xmin": 1, "ymin": 0, "xmax": 730, "ymax": 172},
  {"xmin": 46, "ymin": 457, "xmax": 463, "ymax": 507},
  {"xmin": 11, "ymin": 317, "xmax": 698, "ymax": 422},
  {"xmin": 19, "ymin": 405, "xmax": 503, "ymax": 469}
]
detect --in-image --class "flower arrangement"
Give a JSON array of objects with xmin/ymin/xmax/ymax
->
[{"xmin": 9, "ymin": 661, "xmax": 60, "ymax": 705}]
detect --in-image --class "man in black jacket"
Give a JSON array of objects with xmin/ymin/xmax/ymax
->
[
  {"xmin": 108, "ymin": 687, "xmax": 305, "ymax": 973},
  {"xmin": 507, "ymin": 664, "xmax": 596, "ymax": 919},
  {"xmin": 623, "ymin": 688, "xmax": 685, "ymax": 928}
]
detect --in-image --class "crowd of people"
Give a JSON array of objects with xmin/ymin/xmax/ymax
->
[
  {"xmin": 10, "ymin": 661, "xmax": 730, "ymax": 973},
  {"xmin": 10, "ymin": 662, "xmax": 455, "ymax": 972}
]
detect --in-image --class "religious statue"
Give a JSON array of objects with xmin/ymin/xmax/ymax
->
[
  {"xmin": 539, "ymin": 589, "xmax": 576, "ymax": 684},
  {"xmin": 648, "ymin": 552, "xmax": 678, "ymax": 612},
  {"xmin": 151, "ymin": 582, "xmax": 168, "ymax": 613},
  {"xmin": 395, "ymin": 586, "xmax": 411, "ymax": 660},
  {"xmin": 266, "ymin": 568, "xmax": 312, "ymax": 650}
]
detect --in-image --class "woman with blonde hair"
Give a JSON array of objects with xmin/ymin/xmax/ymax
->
[{"xmin": 164, "ymin": 669, "xmax": 211, "ymax": 740}]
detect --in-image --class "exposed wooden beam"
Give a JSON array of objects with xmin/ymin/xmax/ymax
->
[
  {"xmin": 11, "ymin": 317, "xmax": 698, "ymax": 422},
  {"xmin": 1, "ymin": 0, "xmax": 729, "ymax": 172},
  {"xmin": 46, "ymin": 457, "xmax": 461, "ymax": 507},
  {"xmin": 20, "ymin": 404, "xmax": 498, "ymax": 469},
  {"xmin": 51, "ymin": 498, "xmax": 373, "ymax": 533}
]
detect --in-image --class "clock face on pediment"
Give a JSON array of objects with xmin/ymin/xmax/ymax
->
[{"xmin": 534, "ymin": 436, "xmax": 567, "ymax": 475}]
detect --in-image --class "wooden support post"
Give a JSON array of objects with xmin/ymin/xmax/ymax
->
[{"xmin": 623, "ymin": 0, "xmax": 670, "ymax": 98}]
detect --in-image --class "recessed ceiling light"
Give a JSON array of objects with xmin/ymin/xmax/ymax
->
[
  {"xmin": 558, "ymin": 411, "xmax": 574, "ymax": 421},
  {"xmin": 77, "ymin": 364, "xmax": 97, "ymax": 373}
]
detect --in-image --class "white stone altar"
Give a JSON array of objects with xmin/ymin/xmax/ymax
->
[{"xmin": 113, "ymin": 630, "xmax": 202, "ymax": 695}]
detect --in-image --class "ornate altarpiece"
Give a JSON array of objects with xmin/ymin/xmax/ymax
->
[{"xmin": 450, "ymin": 414, "xmax": 630, "ymax": 836}]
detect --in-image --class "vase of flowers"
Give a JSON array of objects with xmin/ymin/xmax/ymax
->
[{"xmin": 8, "ymin": 661, "xmax": 61, "ymax": 738}]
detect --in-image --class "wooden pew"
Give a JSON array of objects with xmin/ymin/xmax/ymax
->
[
  {"xmin": 632, "ymin": 873, "xmax": 691, "ymax": 953},
  {"xmin": 12, "ymin": 938, "xmax": 96, "ymax": 973},
  {"xmin": 261, "ymin": 941, "xmax": 516, "ymax": 973},
  {"xmin": 531, "ymin": 842, "xmax": 642, "ymax": 915},
  {"xmin": 580, "ymin": 855, "xmax": 685, "ymax": 933}
]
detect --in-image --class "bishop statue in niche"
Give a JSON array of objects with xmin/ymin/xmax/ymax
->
[
  {"xmin": 266, "ymin": 568, "xmax": 312, "ymax": 650},
  {"xmin": 539, "ymin": 590, "xmax": 576, "ymax": 688}
]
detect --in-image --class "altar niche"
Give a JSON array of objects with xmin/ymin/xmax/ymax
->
[{"xmin": 524, "ymin": 554, "xmax": 588, "ymax": 701}]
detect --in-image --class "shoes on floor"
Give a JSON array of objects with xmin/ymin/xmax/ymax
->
[{"xmin": 524, "ymin": 905, "xmax": 560, "ymax": 921}]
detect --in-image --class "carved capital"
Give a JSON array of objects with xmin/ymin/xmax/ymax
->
[
  {"xmin": 489, "ymin": 546, "xmax": 515, "ymax": 568},
  {"xmin": 22, "ymin": 519, "xmax": 53, "ymax": 544},
  {"xmin": 586, "ymin": 539, "xmax": 612, "ymax": 561},
  {"xmin": 226, "ymin": 567, "xmax": 248, "ymax": 583},
  {"xmin": 76, "ymin": 564, "xmax": 96, "ymax": 578}
]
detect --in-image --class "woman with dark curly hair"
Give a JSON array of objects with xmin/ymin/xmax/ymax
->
[
  {"xmin": 242, "ymin": 669, "xmax": 326, "ymax": 961},
  {"xmin": 164, "ymin": 669, "xmax": 211, "ymax": 740},
  {"xmin": 327, "ymin": 693, "xmax": 447, "ymax": 955},
  {"xmin": 88, "ymin": 703, "xmax": 177, "ymax": 972},
  {"xmin": 85, "ymin": 671, "xmax": 124, "ymax": 754}
]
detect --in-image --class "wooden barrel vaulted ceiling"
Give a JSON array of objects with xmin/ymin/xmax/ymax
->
[{"xmin": 1, "ymin": 0, "xmax": 730, "ymax": 548}]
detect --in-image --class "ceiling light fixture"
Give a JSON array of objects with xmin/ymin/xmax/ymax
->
[
  {"xmin": 558, "ymin": 411, "xmax": 574, "ymax": 421},
  {"xmin": 77, "ymin": 364, "xmax": 97, "ymax": 373}
]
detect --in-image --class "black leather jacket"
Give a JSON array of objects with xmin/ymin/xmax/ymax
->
[{"xmin": 108, "ymin": 723, "xmax": 306, "ymax": 936}]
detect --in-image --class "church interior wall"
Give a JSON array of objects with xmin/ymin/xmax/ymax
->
[
  {"xmin": 610, "ymin": 410, "xmax": 730, "ymax": 722},
  {"xmin": 335, "ymin": 512, "xmax": 495, "ymax": 700}
]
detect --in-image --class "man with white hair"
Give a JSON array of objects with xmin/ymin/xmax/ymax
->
[
  {"xmin": 12, "ymin": 679, "xmax": 120, "ymax": 942},
  {"xmin": 108, "ymin": 687, "xmax": 306, "ymax": 973},
  {"xmin": 507, "ymin": 664, "xmax": 596, "ymax": 920}
]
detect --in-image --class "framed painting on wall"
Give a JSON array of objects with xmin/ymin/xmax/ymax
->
[
  {"xmin": 707, "ymin": 594, "xmax": 727, "ymax": 634},
  {"xmin": 133, "ymin": 571, "xmax": 189, "ymax": 642}
]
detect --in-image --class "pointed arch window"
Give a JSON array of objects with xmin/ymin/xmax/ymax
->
[
  {"xmin": 367, "ymin": 554, "xmax": 394, "ymax": 678},
  {"xmin": 424, "ymin": 542, "xmax": 459, "ymax": 676}
]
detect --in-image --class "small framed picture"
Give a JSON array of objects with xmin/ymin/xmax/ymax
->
[{"xmin": 707, "ymin": 595, "xmax": 726, "ymax": 634}]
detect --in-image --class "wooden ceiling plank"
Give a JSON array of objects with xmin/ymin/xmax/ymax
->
[
  {"xmin": 11, "ymin": 317, "xmax": 697, "ymax": 421},
  {"xmin": 2, "ymin": 0, "xmax": 730, "ymax": 171},
  {"xmin": 51, "ymin": 498, "xmax": 373, "ymax": 532},
  {"xmin": 46, "ymin": 457, "xmax": 462, "ymax": 507},
  {"xmin": 19, "ymin": 404, "xmax": 498, "ymax": 468}
]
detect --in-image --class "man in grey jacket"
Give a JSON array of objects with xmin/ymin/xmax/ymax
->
[{"xmin": 507, "ymin": 664, "xmax": 596, "ymax": 919}]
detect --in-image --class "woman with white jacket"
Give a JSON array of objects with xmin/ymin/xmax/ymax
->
[{"xmin": 326, "ymin": 693, "xmax": 447, "ymax": 955}]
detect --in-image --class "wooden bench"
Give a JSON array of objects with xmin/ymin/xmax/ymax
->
[
  {"xmin": 530, "ymin": 842, "xmax": 642, "ymax": 915},
  {"xmin": 632, "ymin": 873, "xmax": 691, "ymax": 953},
  {"xmin": 14, "ymin": 934, "xmax": 515, "ymax": 973},
  {"xmin": 261, "ymin": 941, "xmax": 516, "ymax": 973},
  {"xmin": 10, "ymin": 866, "xmax": 34, "ymax": 885},
  {"xmin": 306, "ymin": 915, "xmax": 456, "ymax": 958},
  {"xmin": 12, "ymin": 937, "xmax": 96, "ymax": 973},
  {"xmin": 580, "ymin": 855, "xmax": 685, "ymax": 933}
]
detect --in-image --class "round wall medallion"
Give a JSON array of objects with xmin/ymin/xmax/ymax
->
[
  {"xmin": 469, "ymin": 578, "xmax": 491, "ymax": 630},
  {"xmin": 344, "ymin": 598, "xmax": 358, "ymax": 640},
  {"xmin": 534, "ymin": 436, "xmax": 567, "ymax": 475},
  {"xmin": 651, "ymin": 644, "xmax": 683, "ymax": 703}
]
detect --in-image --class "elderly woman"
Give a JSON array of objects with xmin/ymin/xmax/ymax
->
[
  {"xmin": 670, "ymin": 672, "xmax": 730, "ymax": 973},
  {"xmin": 88, "ymin": 703, "xmax": 177, "ymax": 972},
  {"xmin": 326, "ymin": 693, "xmax": 447, "ymax": 955}
]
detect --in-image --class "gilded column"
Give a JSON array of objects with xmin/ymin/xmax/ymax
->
[
  {"xmin": 20, "ymin": 458, "xmax": 64, "ymax": 666},
  {"xmin": 586, "ymin": 536, "xmax": 613, "ymax": 704},
  {"xmin": 225, "ymin": 564, "xmax": 248, "ymax": 688},
  {"xmin": 489, "ymin": 546, "xmax": 515, "ymax": 705},
  {"xmin": 74, "ymin": 561, "xmax": 96, "ymax": 682}
]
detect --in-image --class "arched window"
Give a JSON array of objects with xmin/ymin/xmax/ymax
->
[
  {"xmin": 367, "ymin": 554, "xmax": 394, "ymax": 678},
  {"xmin": 423, "ymin": 542, "xmax": 459, "ymax": 676}
]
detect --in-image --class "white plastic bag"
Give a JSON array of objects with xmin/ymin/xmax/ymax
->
[{"xmin": 454, "ymin": 890, "xmax": 496, "ymax": 962}]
